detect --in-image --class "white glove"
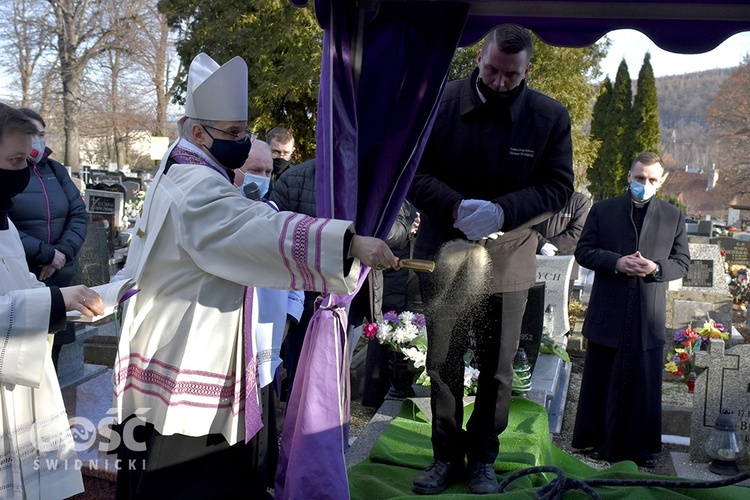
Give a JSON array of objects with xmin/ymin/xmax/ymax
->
[
  {"xmin": 454, "ymin": 199, "xmax": 504, "ymax": 240},
  {"xmin": 541, "ymin": 242, "xmax": 558, "ymax": 256}
]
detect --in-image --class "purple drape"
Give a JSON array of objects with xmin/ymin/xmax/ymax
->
[{"xmin": 275, "ymin": 1, "xmax": 469, "ymax": 498}]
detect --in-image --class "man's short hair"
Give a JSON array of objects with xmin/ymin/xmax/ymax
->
[
  {"xmin": 19, "ymin": 108, "xmax": 45, "ymax": 128},
  {"xmin": 483, "ymin": 24, "xmax": 534, "ymax": 61},
  {"xmin": 0, "ymin": 103, "xmax": 39, "ymax": 144},
  {"xmin": 265, "ymin": 127, "xmax": 294, "ymax": 145},
  {"xmin": 183, "ymin": 117, "xmax": 216, "ymax": 141},
  {"xmin": 632, "ymin": 152, "xmax": 664, "ymax": 171}
]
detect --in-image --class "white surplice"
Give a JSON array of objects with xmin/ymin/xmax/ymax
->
[
  {"xmin": 114, "ymin": 141, "xmax": 359, "ymax": 446},
  {"xmin": 0, "ymin": 221, "xmax": 83, "ymax": 499}
]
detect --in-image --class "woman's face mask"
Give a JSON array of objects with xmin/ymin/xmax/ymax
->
[{"xmin": 28, "ymin": 138, "xmax": 46, "ymax": 164}]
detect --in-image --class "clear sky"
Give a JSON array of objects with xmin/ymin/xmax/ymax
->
[{"xmin": 599, "ymin": 29, "xmax": 750, "ymax": 80}]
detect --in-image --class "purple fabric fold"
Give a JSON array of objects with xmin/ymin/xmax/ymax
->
[
  {"xmin": 244, "ymin": 287, "xmax": 263, "ymax": 443},
  {"xmin": 276, "ymin": 1, "xmax": 469, "ymax": 498}
]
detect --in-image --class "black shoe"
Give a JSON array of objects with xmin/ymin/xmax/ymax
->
[
  {"xmin": 385, "ymin": 385, "xmax": 416, "ymax": 400},
  {"xmin": 468, "ymin": 462, "xmax": 498, "ymax": 494},
  {"xmin": 412, "ymin": 460, "xmax": 463, "ymax": 495},
  {"xmin": 636, "ymin": 456, "xmax": 657, "ymax": 469}
]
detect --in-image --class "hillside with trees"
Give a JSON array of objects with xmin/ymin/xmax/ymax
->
[{"xmin": 656, "ymin": 68, "xmax": 733, "ymax": 170}]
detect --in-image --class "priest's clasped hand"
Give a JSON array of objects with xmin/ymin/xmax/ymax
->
[{"xmin": 454, "ymin": 199, "xmax": 505, "ymax": 240}]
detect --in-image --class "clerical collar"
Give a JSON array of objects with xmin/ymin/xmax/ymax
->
[{"xmin": 631, "ymin": 198, "xmax": 651, "ymax": 209}]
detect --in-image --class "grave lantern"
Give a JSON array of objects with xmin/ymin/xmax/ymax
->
[{"xmin": 705, "ymin": 410, "xmax": 744, "ymax": 476}]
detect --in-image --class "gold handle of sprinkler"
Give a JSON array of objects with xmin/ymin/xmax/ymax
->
[{"xmin": 399, "ymin": 259, "xmax": 435, "ymax": 273}]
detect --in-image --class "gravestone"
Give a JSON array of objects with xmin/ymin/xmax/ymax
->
[
  {"xmin": 121, "ymin": 181, "xmax": 140, "ymax": 204},
  {"xmin": 519, "ymin": 282, "xmax": 545, "ymax": 370},
  {"xmin": 667, "ymin": 243, "xmax": 734, "ymax": 340},
  {"xmin": 73, "ymin": 222, "xmax": 111, "ymax": 287},
  {"xmin": 535, "ymin": 255, "xmax": 575, "ymax": 339},
  {"xmin": 710, "ymin": 237, "xmax": 750, "ymax": 267},
  {"xmin": 681, "ymin": 243, "xmax": 730, "ymax": 295},
  {"xmin": 85, "ymin": 189, "xmax": 124, "ymax": 255},
  {"xmin": 691, "ymin": 340, "xmax": 750, "ymax": 464}
]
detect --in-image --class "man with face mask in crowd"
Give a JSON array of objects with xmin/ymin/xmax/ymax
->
[
  {"xmin": 408, "ymin": 24, "xmax": 573, "ymax": 494},
  {"xmin": 572, "ymin": 152, "xmax": 689, "ymax": 469},
  {"xmin": 265, "ymin": 127, "xmax": 295, "ymax": 198},
  {"xmin": 234, "ymin": 139, "xmax": 273, "ymax": 199},
  {"xmin": 112, "ymin": 53, "xmax": 398, "ymax": 498}
]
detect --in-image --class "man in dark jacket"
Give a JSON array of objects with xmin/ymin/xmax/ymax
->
[
  {"xmin": 408, "ymin": 25, "xmax": 573, "ymax": 495},
  {"xmin": 533, "ymin": 191, "xmax": 589, "ymax": 257},
  {"xmin": 533, "ymin": 191, "xmax": 590, "ymax": 297},
  {"xmin": 572, "ymin": 152, "xmax": 690, "ymax": 468}
]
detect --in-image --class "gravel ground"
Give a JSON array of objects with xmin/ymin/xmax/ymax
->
[{"xmin": 550, "ymin": 349, "xmax": 691, "ymax": 476}]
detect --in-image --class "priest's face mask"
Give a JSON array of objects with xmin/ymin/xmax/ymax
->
[{"xmin": 628, "ymin": 161, "xmax": 665, "ymax": 202}]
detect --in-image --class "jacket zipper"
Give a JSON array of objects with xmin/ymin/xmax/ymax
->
[{"xmin": 32, "ymin": 165, "xmax": 53, "ymax": 243}]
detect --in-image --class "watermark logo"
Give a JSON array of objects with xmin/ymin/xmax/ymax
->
[{"xmin": 68, "ymin": 407, "xmax": 150, "ymax": 453}]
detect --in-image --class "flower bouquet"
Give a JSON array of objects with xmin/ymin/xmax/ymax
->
[
  {"xmin": 364, "ymin": 310, "xmax": 480, "ymax": 396},
  {"xmin": 665, "ymin": 318, "xmax": 728, "ymax": 392}
]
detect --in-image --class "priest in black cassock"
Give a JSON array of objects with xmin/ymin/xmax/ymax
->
[{"xmin": 571, "ymin": 151, "xmax": 690, "ymax": 468}]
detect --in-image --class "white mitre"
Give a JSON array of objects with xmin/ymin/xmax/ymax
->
[{"xmin": 184, "ymin": 53, "xmax": 248, "ymax": 121}]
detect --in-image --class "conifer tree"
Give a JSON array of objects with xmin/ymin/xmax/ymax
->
[
  {"xmin": 611, "ymin": 60, "xmax": 636, "ymax": 194},
  {"xmin": 633, "ymin": 53, "xmax": 660, "ymax": 155},
  {"xmin": 587, "ymin": 78, "xmax": 614, "ymax": 201}
]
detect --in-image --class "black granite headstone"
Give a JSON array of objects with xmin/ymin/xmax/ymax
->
[
  {"xmin": 73, "ymin": 222, "xmax": 111, "ymax": 287},
  {"xmin": 519, "ymin": 282, "xmax": 545, "ymax": 371},
  {"xmin": 682, "ymin": 259, "xmax": 714, "ymax": 288},
  {"xmin": 710, "ymin": 237, "xmax": 750, "ymax": 266}
]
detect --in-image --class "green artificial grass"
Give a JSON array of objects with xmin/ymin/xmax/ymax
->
[{"xmin": 348, "ymin": 397, "xmax": 747, "ymax": 499}]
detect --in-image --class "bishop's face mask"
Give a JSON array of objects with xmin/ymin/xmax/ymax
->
[{"xmin": 203, "ymin": 128, "xmax": 253, "ymax": 170}]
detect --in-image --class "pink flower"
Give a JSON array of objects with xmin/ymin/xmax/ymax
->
[{"xmin": 364, "ymin": 322, "xmax": 378, "ymax": 340}]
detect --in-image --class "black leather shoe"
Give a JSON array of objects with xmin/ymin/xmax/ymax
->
[
  {"xmin": 636, "ymin": 456, "xmax": 657, "ymax": 469},
  {"xmin": 468, "ymin": 462, "xmax": 498, "ymax": 494},
  {"xmin": 412, "ymin": 460, "xmax": 463, "ymax": 495}
]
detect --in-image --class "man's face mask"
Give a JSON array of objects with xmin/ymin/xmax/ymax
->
[
  {"xmin": 272, "ymin": 157, "xmax": 291, "ymax": 177},
  {"xmin": 0, "ymin": 167, "xmax": 31, "ymax": 202},
  {"xmin": 203, "ymin": 127, "xmax": 253, "ymax": 170},
  {"xmin": 242, "ymin": 172, "xmax": 270, "ymax": 199}
]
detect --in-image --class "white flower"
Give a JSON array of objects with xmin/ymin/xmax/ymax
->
[
  {"xmin": 402, "ymin": 347, "xmax": 426, "ymax": 369},
  {"xmin": 464, "ymin": 365, "xmax": 479, "ymax": 388},
  {"xmin": 375, "ymin": 321, "xmax": 394, "ymax": 344},
  {"xmin": 399, "ymin": 311, "xmax": 416, "ymax": 325},
  {"xmin": 393, "ymin": 323, "xmax": 419, "ymax": 345}
]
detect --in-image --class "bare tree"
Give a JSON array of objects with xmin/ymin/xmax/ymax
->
[
  {"xmin": 135, "ymin": 2, "xmax": 185, "ymax": 136},
  {"xmin": 0, "ymin": 0, "xmax": 54, "ymax": 106},
  {"xmin": 46, "ymin": 0, "xmax": 135, "ymax": 170}
]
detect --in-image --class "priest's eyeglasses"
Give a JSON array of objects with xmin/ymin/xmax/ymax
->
[{"xmin": 203, "ymin": 125, "xmax": 258, "ymax": 144}]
